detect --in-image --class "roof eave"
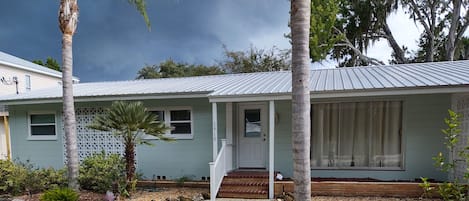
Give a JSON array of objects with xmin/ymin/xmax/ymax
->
[{"xmin": 0, "ymin": 92, "xmax": 210, "ymax": 106}]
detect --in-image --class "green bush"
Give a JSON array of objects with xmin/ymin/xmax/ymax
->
[
  {"xmin": 40, "ymin": 188, "xmax": 79, "ymax": 201},
  {"xmin": 0, "ymin": 160, "xmax": 27, "ymax": 195},
  {"xmin": 79, "ymin": 152, "xmax": 127, "ymax": 195},
  {"xmin": 0, "ymin": 160, "xmax": 67, "ymax": 196}
]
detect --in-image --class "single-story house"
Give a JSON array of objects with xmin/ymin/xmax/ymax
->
[{"xmin": 1, "ymin": 60, "xmax": 469, "ymax": 199}]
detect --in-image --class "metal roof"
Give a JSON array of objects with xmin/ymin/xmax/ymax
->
[
  {"xmin": 1, "ymin": 60, "xmax": 469, "ymax": 103},
  {"xmin": 0, "ymin": 51, "xmax": 79, "ymax": 81}
]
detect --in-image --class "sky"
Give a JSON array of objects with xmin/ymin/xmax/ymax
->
[{"xmin": 0, "ymin": 0, "xmax": 422, "ymax": 82}]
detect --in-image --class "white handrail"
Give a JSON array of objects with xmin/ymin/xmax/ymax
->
[{"xmin": 209, "ymin": 139, "xmax": 227, "ymax": 201}]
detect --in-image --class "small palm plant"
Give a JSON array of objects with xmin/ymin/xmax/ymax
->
[{"xmin": 88, "ymin": 101, "xmax": 171, "ymax": 193}]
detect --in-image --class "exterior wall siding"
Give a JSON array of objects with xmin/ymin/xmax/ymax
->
[
  {"xmin": 9, "ymin": 103, "xmax": 64, "ymax": 168},
  {"xmin": 274, "ymin": 94, "xmax": 450, "ymax": 181},
  {"xmin": 8, "ymin": 94, "xmax": 450, "ymax": 181},
  {"xmin": 0, "ymin": 64, "xmax": 61, "ymax": 96},
  {"xmin": 8, "ymin": 98, "xmax": 225, "ymax": 180}
]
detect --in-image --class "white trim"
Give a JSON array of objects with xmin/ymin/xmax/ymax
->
[
  {"xmin": 27, "ymin": 111, "xmax": 57, "ymax": 141},
  {"xmin": 212, "ymin": 102, "xmax": 218, "ymax": 161},
  {"xmin": 208, "ymin": 86, "xmax": 469, "ymax": 103},
  {"xmin": 268, "ymin": 100, "xmax": 275, "ymax": 199},
  {"xmin": 2, "ymin": 93, "xmax": 208, "ymax": 105},
  {"xmin": 146, "ymin": 106, "xmax": 193, "ymax": 140},
  {"xmin": 210, "ymin": 95, "xmax": 291, "ymax": 103},
  {"xmin": 310, "ymin": 87, "xmax": 469, "ymax": 99}
]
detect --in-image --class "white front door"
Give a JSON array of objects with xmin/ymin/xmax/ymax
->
[{"xmin": 238, "ymin": 103, "xmax": 267, "ymax": 168}]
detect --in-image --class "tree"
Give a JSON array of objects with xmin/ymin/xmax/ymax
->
[
  {"xmin": 32, "ymin": 57, "xmax": 61, "ymax": 72},
  {"xmin": 290, "ymin": 0, "xmax": 311, "ymax": 200},
  {"xmin": 136, "ymin": 59, "xmax": 224, "ymax": 79},
  {"xmin": 309, "ymin": 0, "xmax": 342, "ymax": 62},
  {"xmin": 220, "ymin": 45, "xmax": 291, "ymax": 73},
  {"xmin": 88, "ymin": 101, "xmax": 170, "ymax": 194},
  {"xmin": 58, "ymin": 0, "xmax": 150, "ymax": 191}
]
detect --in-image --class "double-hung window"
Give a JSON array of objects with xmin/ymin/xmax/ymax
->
[
  {"xmin": 149, "ymin": 107, "xmax": 193, "ymax": 139},
  {"xmin": 311, "ymin": 101, "xmax": 403, "ymax": 169},
  {"xmin": 28, "ymin": 112, "xmax": 57, "ymax": 140}
]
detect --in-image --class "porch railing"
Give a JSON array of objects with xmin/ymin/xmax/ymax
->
[{"xmin": 209, "ymin": 139, "xmax": 230, "ymax": 201}]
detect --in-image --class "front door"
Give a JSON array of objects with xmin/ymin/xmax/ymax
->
[{"xmin": 238, "ymin": 103, "xmax": 267, "ymax": 168}]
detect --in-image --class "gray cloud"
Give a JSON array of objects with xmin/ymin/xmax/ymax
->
[{"xmin": 0, "ymin": 0, "xmax": 291, "ymax": 82}]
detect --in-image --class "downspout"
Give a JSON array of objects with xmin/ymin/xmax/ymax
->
[{"xmin": 3, "ymin": 116, "xmax": 11, "ymax": 160}]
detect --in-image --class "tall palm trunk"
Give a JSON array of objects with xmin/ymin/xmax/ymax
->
[
  {"xmin": 290, "ymin": 0, "xmax": 311, "ymax": 200},
  {"xmin": 124, "ymin": 139, "xmax": 136, "ymax": 192},
  {"xmin": 59, "ymin": 0, "xmax": 79, "ymax": 191}
]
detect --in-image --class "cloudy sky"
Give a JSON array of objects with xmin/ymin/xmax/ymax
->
[{"xmin": 0, "ymin": 0, "xmax": 421, "ymax": 82}]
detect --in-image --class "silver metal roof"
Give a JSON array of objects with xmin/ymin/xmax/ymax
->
[
  {"xmin": 1, "ymin": 60, "xmax": 469, "ymax": 103},
  {"xmin": 0, "ymin": 51, "xmax": 79, "ymax": 81}
]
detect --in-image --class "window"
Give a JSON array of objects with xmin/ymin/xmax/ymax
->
[
  {"xmin": 149, "ymin": 107, "xmax": 193, "ymax": 139},
  {"xmin": 25, "ymin": 75, "xmax": 31, "ymax": 91},
  {"xmin": 29, "ymin": 113, "xmax": 57, "ymax": 140},
  {"xmin": 311, "ymin": 101, "xmax": 402, "ymax": 169}
]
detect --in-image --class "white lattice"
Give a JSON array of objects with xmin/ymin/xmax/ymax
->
[
  {"xmin": 63, "ymin": 107, "xmax": 127, "ymax": 163},
  {"xmin": 452, "ymin": 94, "xmax": 469, "ymax": 181}
]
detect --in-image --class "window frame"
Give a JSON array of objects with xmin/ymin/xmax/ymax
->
[
  {"xmin": 146, "ymin": 106, "xmax": 193, "ymax": 140},
  {"xmin": 28, "ymin": 111, "xmax": 58, "ymax": 141},
  {"xmin": 310, "ymin": 99, "xmax": 405, "ymax": 171},
  {"xmin": 25, "ymin": 75, "xmax": 31, "ymax": 91}
]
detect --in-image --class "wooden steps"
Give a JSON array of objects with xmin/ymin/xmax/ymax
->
[{"xmin": 217, "ymin": 170, "xmax": 270, "ymax": 199}]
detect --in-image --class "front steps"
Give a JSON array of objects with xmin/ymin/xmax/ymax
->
[{"xmin": 217, "ymin": 170, "xmax": 270, "ymax": 199}]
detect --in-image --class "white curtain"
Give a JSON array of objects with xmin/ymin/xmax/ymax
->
[{"xmin": 311, "ymin": 101, "xmax": 402, "ymax": 168}]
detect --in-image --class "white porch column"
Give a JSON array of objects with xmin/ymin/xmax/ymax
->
[
  {"xmin": 225, "ymin": 102, "xmax": 233, "ymax": 171},
  {"xmin": 269, "ymin": 100, "xmax": 275, "ymax": 199},
  {"xmin": 212, "ymin": 102, "xmax": 218, "ymax": 161}
]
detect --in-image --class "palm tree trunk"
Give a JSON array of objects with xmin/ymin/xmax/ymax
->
[
  {"xmin": 62, "ymin": 32, "xmax": 79, "ymax": 190},
  {"xmin": 59, "ymin": 0, "xmax": 79, "ymax": 191},
  {"xmin": 291, "ymin": 0, "xmax": 311, "ymax": 200},
  {"xmin": 125, "ymin": 141, "xmax": 136, "ymax": 192}
]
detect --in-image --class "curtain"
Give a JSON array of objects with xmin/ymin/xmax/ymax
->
[{"xmin": 311, "ymin": 101, "xmax": 402, "ymax": 168}]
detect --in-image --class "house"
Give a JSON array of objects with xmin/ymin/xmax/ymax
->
[
  {"xmin": 0, "ymin": 51, "xmax": 79, "ymax": 160},
  {"xmin": 0, "ymin": 60, "xmax": 469, "ymax": 199}
]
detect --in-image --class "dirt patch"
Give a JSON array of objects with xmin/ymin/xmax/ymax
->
[
  {"xmin": 311, "ymin": 196, "xmax": 441, "ymax": 201},
  {"xmin": 11, "ymin": 188, "xmax": 207, "ymax": 201}
]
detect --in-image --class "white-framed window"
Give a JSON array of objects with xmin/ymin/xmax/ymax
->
[
  {"xmin": 311, "ymin": 101, "xmax": 403, "ymax": 170},
  {"xmin": 28, "ymin": 112, "xmax": 57, "ymax": 140},
  {"xmin": 148, "ymin": 107, "xmax": 193, "ymax": 139},
  {"xmin": 25, "ymin": 75, "xmax": 31, "ymax": 91}
]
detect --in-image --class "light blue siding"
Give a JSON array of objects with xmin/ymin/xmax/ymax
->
[
  {"xmin": 9, "ymin": 103, "xmax": 64, "ymax": 169},
  {"xmin": 274, "ymin": 94, "xmax": 450, "ymax": 181},
  {"xmin": 8, "ymin": 94, "xmax": 450, "ymax": 181},
  {"xmin": 9, "ymin": 98, "xmax": 225, "ymax": 180}
]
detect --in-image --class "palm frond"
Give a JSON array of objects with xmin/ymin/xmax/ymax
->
[{"xmin": 127, "ymin": 0, "xmax": 151, "ymax": 30}]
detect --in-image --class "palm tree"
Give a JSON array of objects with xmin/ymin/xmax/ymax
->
[
  {"xmin": 58, "ymin": 0, "xmax": 150, "ymax": 191},
  {"xmin": 88, "ymin": 101, "xmax": 171, "ymax": 193},
  {"xmin": 290, "ymin": 0, "xmax": 311, "ymax": 200}
]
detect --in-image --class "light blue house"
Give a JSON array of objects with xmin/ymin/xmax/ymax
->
[{"xmin": 1, "ymin": 60, "xmax": 469, "ymax": 199}]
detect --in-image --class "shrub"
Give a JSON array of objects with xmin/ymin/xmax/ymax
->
[
  {"xmin": 40, "ymin": 188, "xmax": 79, "ymax": 201},
  {"xmin": 0, "ymin": 160, "xmax": 27, "ymax": 195},
  {"xmin": 0, "ymin": 160, "xmax": 67, "ymax": 196},
  {"xmin": 79, "ymin": 152, "xmax": 127, "ymax": 195}
]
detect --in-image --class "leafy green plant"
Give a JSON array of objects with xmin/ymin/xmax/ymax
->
[
  {"xmin": 79, "ymin": 151, "xmax": 126, "ymax": 195},
  {"xmin": 419, "ymin": 177, "xmax": 435, "ymax": 198},
  {"xmin": 0, "ymin": 160, "xmax": 67, "ymax": 196},
  {"xmin": 424, "ymin": 110, "xmax": 469, "ymax": 200},
  {"xmin": 40, "ymin": 188, "xmax": 79, "ymax": 201}
]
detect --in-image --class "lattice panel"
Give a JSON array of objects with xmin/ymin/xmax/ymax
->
[
  {"xmin": 63, "ymin": 107, "xmax": 128, "ymax": 163},
  {"xmin": 452, "ymin": 94, "xmax": 469, "ymax": 181}
]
